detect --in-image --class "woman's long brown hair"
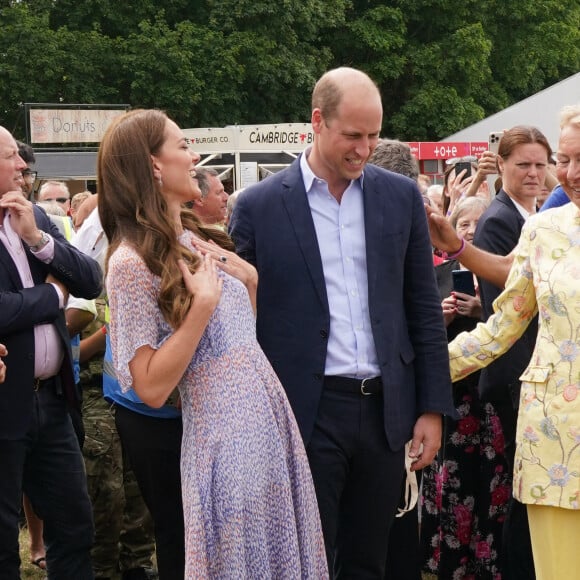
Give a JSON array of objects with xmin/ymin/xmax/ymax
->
[{"xmin": 98, "ymin": 109, "xmax": 234, "ymax": 329}]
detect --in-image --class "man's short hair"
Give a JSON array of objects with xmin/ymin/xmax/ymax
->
[
  {"xmin": 368, "ymin": 139, "xmax": 419, "ymax": 181},
  {"xmin": 17, "ymin": 141, "xmax": 35, "ymax": 165},
  {"xmin": 38, "ymin": 180, "xmax": 70, "ymax": 199},
  {"xmin": 195, "ymin": 167, "xmax": 219, "ymax": 199},
  {"xmin": 71, "ymin": 191, "xmax": 93, "ymax": 213},
  {"xmin": 311, "ymin": 67, "xmax": 379, "ymax": 123}
]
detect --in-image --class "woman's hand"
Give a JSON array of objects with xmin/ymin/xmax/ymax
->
[
  {"xmin": 192, "ymin": 238, "xmax": 257, "ymax": 287},
  {"xmin": 441, "ymin": 295, "xmax": 457, "ymax": 327},
  {"xmin": 464, "ymin": 151, "xmax": 497, "ymax": 199},
  {"xmin": 453, "ymin": 291, "xmax": 482, "ymax": 320},
  {"xmin": 179, "ymin": 253, "xmax": 222, "ymax": 314},
  {"xmin": 447, "ymin": 169, "xmax": 474, "ymax": 215}
]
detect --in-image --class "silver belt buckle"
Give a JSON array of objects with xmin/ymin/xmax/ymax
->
[{"xmin": 360, "ymin": 378, "xmax": 372, "ymax": 396}]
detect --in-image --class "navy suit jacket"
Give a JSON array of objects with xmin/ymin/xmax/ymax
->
[
  {"xmin": 230, "ymin": 158, "xmax": 455, "ymax": 449},
  {"xmin": 473, "ymin": 189, "xmax": 537, "ymax": 410},
  {"xmin": 0, "ymin": 205, "xmax": 102, "ymax": 439}
]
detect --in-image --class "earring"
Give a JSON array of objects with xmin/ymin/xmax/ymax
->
[{"xmin": 157, "ymin": 175, "xmax": 163, "ymax": 189}]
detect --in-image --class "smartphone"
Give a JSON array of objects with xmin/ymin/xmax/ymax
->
[
  {"xmin": 487, "ymin": 131, "xmax": 505, "ymax": 196},
  {"xmin": 452, "ymin": 269, "xmax": 476, "ymax": 296},
  {"xmin": 488, "ymin": 130, "xmax": 505, "ymax": 154},
  {"xmin": 454, "ymin": 161, "xmax": 472, "ymax": 178}
]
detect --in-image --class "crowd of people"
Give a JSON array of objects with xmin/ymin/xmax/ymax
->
[{"xmin": 0, "ymin": 65, "xmax": 579, "ymax": 580}]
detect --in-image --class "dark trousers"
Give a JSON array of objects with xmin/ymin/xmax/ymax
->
[
  {"xmin": 0, "ymin": 386, "xmax": 94, "ymax": 580},
  {"xmin": 385, "ymin": 473, "xmax": 422, "ymax": 580},
  {"xmin": 115, "ymin": 405, "xmax": 184, "ymax": 580},
  {"xmin": 306, "ymin": 387, "xmax": 405, "ymax": 579}
]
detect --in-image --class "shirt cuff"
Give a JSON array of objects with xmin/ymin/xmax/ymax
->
[
  {"xmin": 49, "ymin": 282, "xmax": 65, "ymax": 309},
  {"xmin": 31, "ymin": 233, "xmax": 55, "ymax": 263}
]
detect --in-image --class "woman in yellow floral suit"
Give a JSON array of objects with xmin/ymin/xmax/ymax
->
[{"xmin": 448, "ymin": 104, "xmax": 580, "ymax": 580}]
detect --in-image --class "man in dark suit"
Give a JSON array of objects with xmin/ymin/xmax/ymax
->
[
  {"xmin": 0, "ymin": 125, "xmax": 102, "ymax": 578},
  {"xmin": 230, "ymin": 67, "xmax": 455, "ymax": 578},
  {"xmin": 473, "ymin": 126, "xmax": 549, "ymax": 580}
]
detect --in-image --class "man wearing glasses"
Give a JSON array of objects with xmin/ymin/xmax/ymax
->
[
  {"xmin": 17, "ymin": 141, "xmax": 37, "ymax": 200},
  {"xmin": 38, "ymin": 180, "xmax": 71, "ymax": 213}
]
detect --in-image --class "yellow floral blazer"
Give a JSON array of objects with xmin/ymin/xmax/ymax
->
[{"xmin": 449, "ymin": 203, "xmax": 580, "ymax": 509}]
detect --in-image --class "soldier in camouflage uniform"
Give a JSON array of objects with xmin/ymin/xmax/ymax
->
[{"xmin": 80, "ymin": 298, "xmax": 157, "ymax": 580}]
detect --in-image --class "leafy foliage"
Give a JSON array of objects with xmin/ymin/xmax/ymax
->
[{"xmin": 1, "ymin": 0, "xmax": 579, "ymax": 141}]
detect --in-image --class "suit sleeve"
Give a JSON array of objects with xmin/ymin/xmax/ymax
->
[
  {"xmin": 0, "ymin": 208, "xmax": 102, "ymax": 335},
  {"xmin": 37, "ymin": 207, "xmax": 103, "ymax": 299},
  {"xmin": 403, "ymin": 186, "xmax": 454, "ymax": 415},
  {"xmin": 229, "ymin": 191, "xmax": 257, "ymax": 266},
  {"xmin": 449, "ymin": 223, "xmax": 537, "ymax": 381}
]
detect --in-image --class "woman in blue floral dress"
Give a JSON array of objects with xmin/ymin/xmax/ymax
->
[{"xmin": 98, "ymin": 109, "xmax": 328, "ymax": 579}]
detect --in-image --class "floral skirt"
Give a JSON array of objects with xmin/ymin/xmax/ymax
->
[{"xmin": 420, "ymin": 378, "xmax": 511, "ymax": 579}]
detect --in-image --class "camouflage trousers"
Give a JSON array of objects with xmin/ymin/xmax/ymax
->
[{"xmin": 82, "ymin": 386, "xmax": 155, "ymax": 578}]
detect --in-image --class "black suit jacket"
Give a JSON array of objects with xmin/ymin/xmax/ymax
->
[
  {"xmin": 473, "ymin": 190, "xmax": 537, "ymax": 412},
  {"xmin": 0, "ymin": 205, "xmax": 102, "ymax": 439},
  {"xmin": 230, "ymin": 158, "xmax": 456, "ymax": 449}
]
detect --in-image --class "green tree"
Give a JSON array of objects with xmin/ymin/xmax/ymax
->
[{"xmin": 1, "ymin": 0, "xmax": 579, "ymax": 141}]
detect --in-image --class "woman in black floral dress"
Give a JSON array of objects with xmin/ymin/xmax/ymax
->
[{"xmin": 420, "ymin": 198, "xmax": 511, "ymax": 579}]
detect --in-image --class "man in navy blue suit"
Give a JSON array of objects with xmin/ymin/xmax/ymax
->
[
  {"xmin": 0, "ymin": 125, "xmax": 102, "ymax": 578},
  {"xmin": 230, "ymin": 67, "xmax": 455, "ymax": 578}
]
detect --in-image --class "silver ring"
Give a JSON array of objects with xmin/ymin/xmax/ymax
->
[{"xmin": 219, "ymin": 255, "xmax": 227, "ymax": 263}]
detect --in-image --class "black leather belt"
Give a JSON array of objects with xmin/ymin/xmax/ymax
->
[
  {"xmin": 324, "ymin": 375, "xmax": 383, "ymax": 396},
  {"xmin": 33, "ymin": 376, "xmax": 57, "ymax": 391}
]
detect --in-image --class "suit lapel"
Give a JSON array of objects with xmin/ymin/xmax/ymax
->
[
  {"xmin": 497, "ymin": 189, "xmax": 525, "ymax": 227},
  {"xmin": 280, "ymin": 163, "xmax": 329, "ymax": 310},
  {"xmin": 362, "ymin": 170, "xmax": 384, "ymax": 301}
]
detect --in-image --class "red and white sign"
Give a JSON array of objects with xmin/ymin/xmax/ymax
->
[{"xmin": 407, "ymin": 141, "xmax": 488, "ymax": 160}]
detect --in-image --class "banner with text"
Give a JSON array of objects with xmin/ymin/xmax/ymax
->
[{"xmin": 29, "ymin": 109, "xmax": 126, "ymax": 144}]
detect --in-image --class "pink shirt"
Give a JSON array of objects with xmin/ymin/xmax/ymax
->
[{"xmin": 0, "ymin": 211, "xmax": 65, "ymax": 379}]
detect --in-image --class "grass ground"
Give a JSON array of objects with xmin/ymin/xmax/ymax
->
[{"xmin": 19, "ymin": 527, "xmax": 46, "ymax": 579}]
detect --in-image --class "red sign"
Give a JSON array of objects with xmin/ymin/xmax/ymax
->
[{"xmin": 406, "ymin": 142, "xmax": 488, "ymax": 160}]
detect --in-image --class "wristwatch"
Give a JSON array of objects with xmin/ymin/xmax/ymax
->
[{"xmin": 29, "ymin": 231, "xmax": 50, "ymax": 252}]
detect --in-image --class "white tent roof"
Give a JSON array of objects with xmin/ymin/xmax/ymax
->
[{"xmin": 443, "ymin": 72, "xmax": 580, "ymax": 149}]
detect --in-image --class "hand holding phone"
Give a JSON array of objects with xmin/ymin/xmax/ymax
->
[
  {"xmin": 454, "ymin": 161, "xmax": 473, "ymax": 179},
  {"xmin": 452, "ymin": 269, "xmax": 476, "ymax": 296}
]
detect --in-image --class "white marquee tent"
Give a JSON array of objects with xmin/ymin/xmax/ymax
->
[{"xmin": 443, "ymin": 72, "xmax": 580, "ymax": 149}]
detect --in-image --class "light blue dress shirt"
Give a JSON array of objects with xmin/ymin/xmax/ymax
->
[{"xmin": 300, "ymin": 150, "xmax": 380, "ymax": 379}]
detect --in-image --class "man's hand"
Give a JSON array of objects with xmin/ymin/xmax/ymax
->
[
  {"xmin": 408, "ymin": 412, "xmax": 442, "ymax": 471},
  {"xmin": 46, "ymin": 274, "xmax": 69, "ymax": 305},
  {"xmin": 0, "ymin": 192, "xmax": 43, "ymax": 247}
]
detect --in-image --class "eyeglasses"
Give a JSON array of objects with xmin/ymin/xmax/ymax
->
[
  {"xmin": 22, "ymin": 170, "xmax": 37, "ymax": 180},
  {"xmin": 445, "ymin": 156, "xmax": 478, "ymax": 166},
  {"xmin": 43, "ymin": 197, "xmax": 69, "ymax": 204}
]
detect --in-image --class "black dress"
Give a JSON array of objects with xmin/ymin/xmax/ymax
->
[{"xmin": 420, "ymin": 260, "xmax": 511, "ymax": 579}]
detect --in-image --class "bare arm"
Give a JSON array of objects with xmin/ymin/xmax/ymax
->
[
  {"xmin": 128, "ymin": 255, "xmax": 222, "ymax": 408},
  {"xmin": 79, "ymin": 327, "xmax": 106, "ymax": 363},
  {"xmin": 426, "ymin": 205, "xmax": 513, "ymax": 288},
  {"xmin": 65, "ymin": 307, "xmax": 95, "ymax": 338}
]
